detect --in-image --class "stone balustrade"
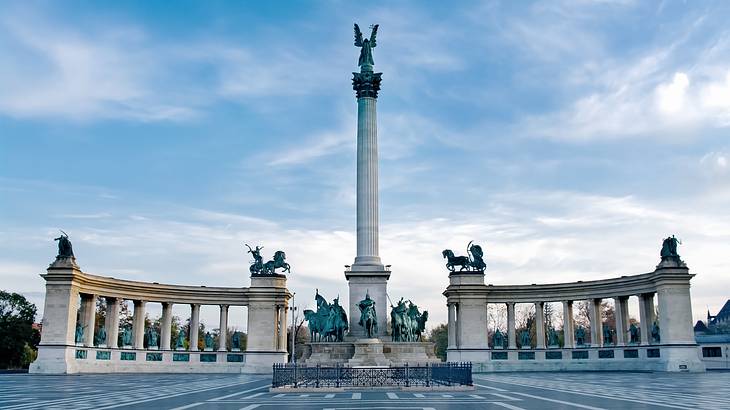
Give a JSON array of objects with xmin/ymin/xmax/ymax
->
[
  {"xmin": 30, "ymin": 258, "xmax": 291, "ymax": 374},
  {"xmin": 444, "ymin": 261, "xmax": 704, "ymax": 372}
]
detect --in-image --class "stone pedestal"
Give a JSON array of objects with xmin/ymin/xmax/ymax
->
[
  {"xmin": 345, "ymin": 269, "xmax": 390, "ymax": 339},
  {"xmin": 348, "ymin": 339, "xmax": 390, "ymax": 366}
]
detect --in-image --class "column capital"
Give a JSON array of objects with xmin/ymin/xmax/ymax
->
[
  {"xmin": 506, "ymin": 301, "xmax": 515, "ymax": 307},
  {"xmin": 352, "ymin": 71, "xmax": 382, "ymax": 99}
]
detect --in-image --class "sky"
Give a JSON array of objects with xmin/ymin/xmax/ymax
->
[{"xmin": 1, "ymin": 0, "xmax": 729, "ymax": 332}]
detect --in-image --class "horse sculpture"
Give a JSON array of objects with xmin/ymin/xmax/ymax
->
[
  {"xmin": 442, "ymin": 241, "xmax": 487, "ymax": 272},
  {"xmin": 263, "ymin": 250, "xmax": 290, "ymax": 274},
  {"xmin": 390, "ymin": 298, "xmax": 428, "ymax": 342},
  {"xmin": 303, "ymin": 291, "xmax": 348, "ymax": 342}
]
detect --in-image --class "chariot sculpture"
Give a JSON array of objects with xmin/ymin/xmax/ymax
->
[
  {"xmin": 245, "ymin": 243, "xmax": 290, "ymax": 275},
  {"xmin": 442, "ymin": 241, "xmax": 486, "ymax": 272}
]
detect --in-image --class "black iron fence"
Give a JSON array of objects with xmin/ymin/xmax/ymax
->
[{"xmin": 272, "ymin": 362, "xmax": 472, "ymax": 388}]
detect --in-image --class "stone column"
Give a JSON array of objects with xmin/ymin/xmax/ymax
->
[
  {"xmin": 278, "ymin": 304, "xmax": 287, "ymax": 352},
  {"xmin": 589, "ymin": 298, "xmax": 603, "ymax": 347},
  {"xmin": 351, "ymin": 69, "xmax": 384, "ymax": 271},
  {"xmin": 447, "ymin": 303, "xmax": 456, "ymax": 349},
  {"xmin": 614, "ymin": 297, "xmax": 629, "ymax": 346},
  {"xmin": 190, "ymin": 304, "xmax": 200, "ymax": 351},
  {"xmin": 218, "ymin": 304, "xmax": 229, "ymax": 352},
  {"xmin": 105, "ymin": 297, "xmax": 120, "ymax": 348},
  {"xmin": 638, "ymin": 293, "xmax": 655, "ymax": 345},
  {"xmin": 563, "ymin": 301, "xmax": 575, "ymax": 349},
  {"xmin": 132, "ymin": 300, "xmax": 146, "ymax": 349},
  {"xmin": 82, "ymin": 294, "xmax": 96, "ymax": 347},
  {"xmin": 535, "ymin": 301, "xmax": 546, "ymax": 349},
  {"xmin": 507, "ymin": 302, "xmax": 517, "ymax": 349},
  {"xmin": 160, "ymin": 302, "xmax": 173, "ymax": 350}
]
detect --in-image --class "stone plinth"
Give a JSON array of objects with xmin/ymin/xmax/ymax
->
[
  {"xmin": 303, "ymin": 340, "xmax": 438, "ymax": 366},
  {"xmin": 345, "ymin": 269, "xmax": 390, "ymax": 339},
  {"xmin": 305, "ymin": 342, "xmax": 356, "ymax": 365},
  {"xmin": 348, "ymin": 338, "xmax": 390, "ymax": 366}
]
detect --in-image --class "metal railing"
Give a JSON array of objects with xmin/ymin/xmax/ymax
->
[{"xmin": 272, "ymin": 362, "xmax": 472, "ymax": 388}]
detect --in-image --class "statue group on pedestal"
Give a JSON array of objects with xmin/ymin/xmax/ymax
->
[
  {"xmin": 442, "ymin": 241, "xmax": 486, "ymax": 272},
  {"xmin": 358, "ymin": 292, "xmax": 378, "ymax": 338},
  {"xmin": 245, "ymin": 244, "xmax": 290, "ymax": 275},
  {"xmin": 660, "ymin": 235, "xmax": 682, "ymax": 263},
  {"xmin": 303, "ymin": 290, "xmax": 349, "ymax": 342},
  {"xmin": 55, "ymin": 230, "xmax": 75, "ymax": 258},
  {"xmin": 390, "ymin": 298, "xmax": 428, "ymax": 342}
]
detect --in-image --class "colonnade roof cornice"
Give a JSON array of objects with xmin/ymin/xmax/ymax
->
[
  {"xmin": 443, "ymin": 268, "xmax": 694, "ymax": 303},
  {"xmin": 43, "ymin": 266, "xmax": 290, "ymax": 306}
]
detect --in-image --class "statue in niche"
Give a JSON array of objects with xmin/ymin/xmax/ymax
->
[
  {"xmin": 354, "ymin": 23, "xmax": 378, "ymax": 69},
  {"xmin": 147, "ymin": 327, "xmax": 159, "ymax": 348},
  {"xmin": 651, "ymin": 321, "xmax": 661, "ymax": 343},
  {"xmin": 75, "ymin": 323, "xmax": 85, "ymax": 344},
  {"xmin": 121, "ymin": 326, "xmax": 133, "ymax": 346},
  {"xmin": 357, "ymin": 291, "xmax": 378, "ymax": 338},
  {"xmin": 54, "ymin": 230, "xmax": 75, "ymax": 258},
  {"xmin": 95, "ymin": 326, "xmax": 107, "ymax": 346},
  {"xmin": 575, "ymin": 326, "xmax": 586, "ymax": 346},
  {"xmin": 547, "ymin": 327, "xmax": 560, "ymax": 347},
  {"xmin": 629, "ymin": 323, "xmax": 640, "ymax": 344},
  {"xmin": 603, "ymin": 326, "xmax": 614, "ymax": 345},
  {"xmin": 493, "ymin": 329, "xmax": 505, "ymax": 349},
  {"xmin": 442, "ymin": 241, "xmax": 487, "ymax": 273},
  {"xmin": 231, "ymin": 332, "xmax": 241, "ymax": 350},
  {"xmin": 520, "ymin": 329, "xmax": 531, "ymax": 348},
  {"xmin": 176, "ymin": 330, "xmax": 186, "ymax": 349},
  {"xmin": 204, "ymin": 332, "xmax": 214, "ymax": 350}
]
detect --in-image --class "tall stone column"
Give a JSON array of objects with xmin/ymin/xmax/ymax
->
[
  {"xmin": 218, "ymin": 305, "xmax": 229, "ymax": 352},
  {"xmin": 614, "ymin": 297, "xmax": 629, "ymax": 346},
  {"xmin": 506, "ymin": 302, "xmax": 517, "ymax": 349},
  {"xmin": 639, "ymin": 293, "xmax": 655, "ymax": 345},
  {"xmin": 82, "ymin": 294, "xmax": 96, "ymax": 347},
  {"xmin": 589, "ymin": 298, "xmax": 603, "ymax": 347},
  {"xmin": 132, "ymin": 300, "xmax": 146, "ymax": 349},
  {"xmin": 535, "ymin": 301, "xmax": 546, "ymax": 349},
  {"xmin": 160, "ymin": 302, "xmax": 173, "ymax": 350},
  {"xmin": 563, "ymin": 301, "xmax": 575, "ymax": 349},
  {"xmin": 190, "ymin": 304, "xmax": 200, "ymax": 351},
  {"xmin": 346, "ymin": 61, "xmax": 390, "ymax": 338},
  {"xmin": 278, "ymin": 305, "xmax": 288, "ymax": 352},
  {"xmin": 447, "ymin": 303, "xmax": 456, "ymax": 349},
  {"xmin": 105, "ymin": 297, "xmax": 120, "ymax": 348}
]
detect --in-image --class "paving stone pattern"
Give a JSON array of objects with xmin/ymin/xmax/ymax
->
[{"xmin": 1, "ymin": 372, "xmax": 729, "ymax": 409}]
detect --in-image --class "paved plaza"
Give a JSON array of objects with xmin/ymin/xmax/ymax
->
[{"xmin": 1, "ymin": 372, "xmax": 729, "ymax": 410}]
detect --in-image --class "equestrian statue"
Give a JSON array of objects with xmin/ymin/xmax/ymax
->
[
  {"xmin": 390, "ymin": 297, "xmax": 428, "ymax": 342},
  {"xmin": 245, "ymin": 243, "xmax": 290, "ymax": 275},
  {"xmin": 358, "ymin": 291, "xmax": 378, "ymax": 338},
  {"xmin": 303, "ymin": 290, "xmax": 349, "ymax": 342}
]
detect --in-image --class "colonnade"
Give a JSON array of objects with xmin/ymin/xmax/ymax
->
[
  {"xmin": 30, "ymin": 258, "xmax": 291, "ymax": 374},
  {"xmin": 447, "ymin": 293, "xmax": 658, "ymax": 350},
  {"xmin": 443, "ymin": 261, "xmax": 705, "ymax": 371}
]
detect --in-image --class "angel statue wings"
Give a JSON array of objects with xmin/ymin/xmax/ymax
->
[{"xmin": 354, "ymin": 23, "xmax": 378, "ymax": 69}]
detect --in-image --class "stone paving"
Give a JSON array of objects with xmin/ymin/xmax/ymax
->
[{"xmin": 1, "ymin": 372, "xmax": 729, "ymax": 410}]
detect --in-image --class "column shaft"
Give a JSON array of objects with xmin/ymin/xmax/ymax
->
[
  {"xmin": 353, "ymin": 96, "xmax": 382, "ymax": 268},
  {"xmin": 190, "ymin": 304, "xmax": 200, "ymax": 351},
  {"xmin": 638, "ymin": 294, "xmax": 651, "ymax": 345},
  {"xmin": 218, "ymin": 305, "xmax": 229, "ymax": 352},
  {"xmin": 105, "ymin": 297, "xmax": 120, "ymax": 348},
  {"xmin": 161, "ymin": 302, "xmax": 173, "ymax": 350},
  {"xmin": 535, "ymin": 302, "xmax": 546, "ymax": 349},
  {"xmin": 132, "ymin": 300, "xmax": 146, "ymax": 349},
  {"xmin": 82, "ymin": 294, "xmax": 96, "ymax": 347},
  {"xmin": 447, "ymin": 303, "xmax": 456, "ymax": 349},
  {"xmin": 590, "ymin": 298, "xmax": 603, "ymax": 347},
  {"xmin": 614, "ymin": 297, "xmax": 628, "ymax": 346},
  {"xmin": 278, "ymin": 305, "xmax": 287, "ymax": 352},
  {"xmin": 563, "ymin": 301, "xmax": 575, "ymax": 349},
  {"xmin": 507, "ymin": 302, "xmax": 517, "ymax": 349}
]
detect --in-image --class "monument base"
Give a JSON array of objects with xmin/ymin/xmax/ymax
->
[
  {"xmin": 348, "ymin": 338, "xmax": 390, "ymax": 366},
  {"xmin": 303, "ymin": 340, "xmax": 439, "ymax": 366},
  {"xmin": 345, "ymin": 269, "xmax": 390, "ymax": 339}
]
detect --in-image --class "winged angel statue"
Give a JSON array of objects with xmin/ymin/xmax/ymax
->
[{"xmin": 354, "ymin": 23, "xmax": 379, "ymax": 69}]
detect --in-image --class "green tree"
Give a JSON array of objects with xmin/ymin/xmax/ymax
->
[
  {"xmin": 428, "ymin": 323, "xmax": 448, "ymax": 361},
  {"xmin": 0, "ymin": 291, "xmax": 38, "ymax": 369}
]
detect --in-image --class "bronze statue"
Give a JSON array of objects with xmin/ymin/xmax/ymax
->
[
  {"xmin": 176, "ymin": 330, "xmax": 186, "ymax": 349},
  {"xmin": 354, "ymin": 23, "xmax": 378, "ymax": 69},
  {"xmin": 55, "ymin": 230, "xmax": 74, "ymax": 258},
  {"xmin": 390, "ymin": 298, "xmax": 428, "ymax": 342},
  {"xmin": 204, "ymin": 331, "xmax": 214, "ymax": 350},
  {"xmin": 75, "ymin": 323, "xmax": 84, "ymax": 343},
  {"xmin": 575, "ymin": 325, "xmax": 586, "ymax": 346},
  {"xmin": 95, "ymin": 326, "xmax": 107, "ymax": 346},
  {"xmin": 357, "ymin": 291, "xmax": 378, "ymax": 338},
  {"xmin": 147, "ymin": 327, "xmax": 159, "ymax": 348},
  {"xmin": 493, "ymin": 329, "xmax": 505, "ymax": 349},
  {"xmin": 629, "ymin": 323, "xmax": 640, "ymax": 344},
  {"xmin": 246, "ymin": 244, "xmax": 290, "ymax": 275},
  {"xmin": 442, "ymin": 241, "xmax": 487, "ymax": 273},
  {"xmin": 660, "ymin": 235, "xmax": 683, "ymax": 263},
  {"xmin": 303, "ymin": 290, "xmax": 348, "ymax": 342},
  {"xmin": 651, "ymin": 321, "xmax": 660, "ymax": 343},
  {"xmin": 603, "ymin": 326, "xmax": 614, "ymax": 345}
]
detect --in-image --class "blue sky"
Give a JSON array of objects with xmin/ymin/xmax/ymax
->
[{"xmin": 1, "ymin": 0, "xmax": 729, "ymax": 330}]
